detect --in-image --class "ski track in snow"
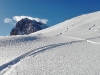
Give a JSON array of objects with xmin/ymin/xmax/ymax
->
[
  {"xmin": 0, "ymin": 39, "xmax": 88, "ymax": 75},
  {"xmin": 1, "ymin": 35, "xmax": 100, "ymax": 75},
  {"xmin": 66, "ymin": 36, "xmax": 100, "ymax": 45},
  {"xmin": 0, "ymin": 42, "xmax": 80, "ymax": 74}
]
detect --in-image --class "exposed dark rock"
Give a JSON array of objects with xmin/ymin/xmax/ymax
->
[{"xmin": 10, "ymin": 18, "xmax": 48, "ymax": 35}]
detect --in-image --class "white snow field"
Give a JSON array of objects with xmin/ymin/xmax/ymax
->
[{"xmin": 1, "ymin": 11, "xmax": 100, "ymax": 75}]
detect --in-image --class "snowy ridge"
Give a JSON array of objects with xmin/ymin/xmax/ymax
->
[{"xmin": 1, "ymin": 11, "xmax": 100, "ymax": 75}]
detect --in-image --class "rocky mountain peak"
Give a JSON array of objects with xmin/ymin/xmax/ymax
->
[{"xmin": 10, "ymin": 18, "xmax": 48, "ymax": 35}]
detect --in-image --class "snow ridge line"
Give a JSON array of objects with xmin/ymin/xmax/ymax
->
[{"xmin": 0, "ymin": 40, "xmax": 84, "ymax": 75}]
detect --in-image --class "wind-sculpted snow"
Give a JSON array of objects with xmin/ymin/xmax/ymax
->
[{"xmin": 1, "ymin": 11, "xmax": 100, "ymax": 75}]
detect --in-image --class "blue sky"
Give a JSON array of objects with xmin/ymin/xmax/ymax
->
[{"xmin": 0, "ymin": 0, "xmax": 100, "ymax": 36}]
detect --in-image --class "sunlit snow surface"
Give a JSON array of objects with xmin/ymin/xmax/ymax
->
[{"xmin": 1, "ymin": 11, "xmax": 100, "ymax": 75}]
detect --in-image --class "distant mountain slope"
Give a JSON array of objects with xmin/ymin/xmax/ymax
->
[
  {"xmin": 10, "ymin": 18, "xmax": 48, "ymax": 35},
  {"xmin": 0, "ymin": 11, "xmax": 100, "ymax": 75}
]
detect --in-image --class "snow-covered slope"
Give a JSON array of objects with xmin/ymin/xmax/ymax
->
[{"xmin": 1, "ymin": 11, "xmax": 100, "ymax": 75}]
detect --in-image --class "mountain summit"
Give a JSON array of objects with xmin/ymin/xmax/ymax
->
[{"xmin": 10, "ymin": 18, "xmax": 48, "ymax": 35}]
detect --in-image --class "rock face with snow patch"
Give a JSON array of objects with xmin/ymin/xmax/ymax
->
[{"xmin": 10, "ymin": 18, "xmax": 48, "ymax": 35}]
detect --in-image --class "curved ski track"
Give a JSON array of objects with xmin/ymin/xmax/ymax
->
[{"xmin": 0, "ymin": 36, "xmax": 100, "ymax": 75}]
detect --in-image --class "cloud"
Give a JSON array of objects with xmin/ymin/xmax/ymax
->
[
  {"xmin": 41, "ymin": 19, "xmax": 48, "ymax": 24},
  {"xmin": 4, "ymin": 16, "xmax": 48, "ymax": 25},
  {"xmin": 13, "ymin": 16, "xmax": 48, "ymax": 24},
  {"xmin": 4, "ymin": 18, "xmax": 12, "ymax": 23}
]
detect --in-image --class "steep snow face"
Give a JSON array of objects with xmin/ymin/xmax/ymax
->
[
  {"xmin": 10, "ymin": 18, "xmax": 48, "ymax": 35},
  {"xmin": 1, "ymin": 11, "xmax": 100, "ymax": 75}
]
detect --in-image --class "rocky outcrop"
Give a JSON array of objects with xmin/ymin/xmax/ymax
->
[{"xmin": 10, "ymin": 18, "xmax": 48, "ymax": 35}]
